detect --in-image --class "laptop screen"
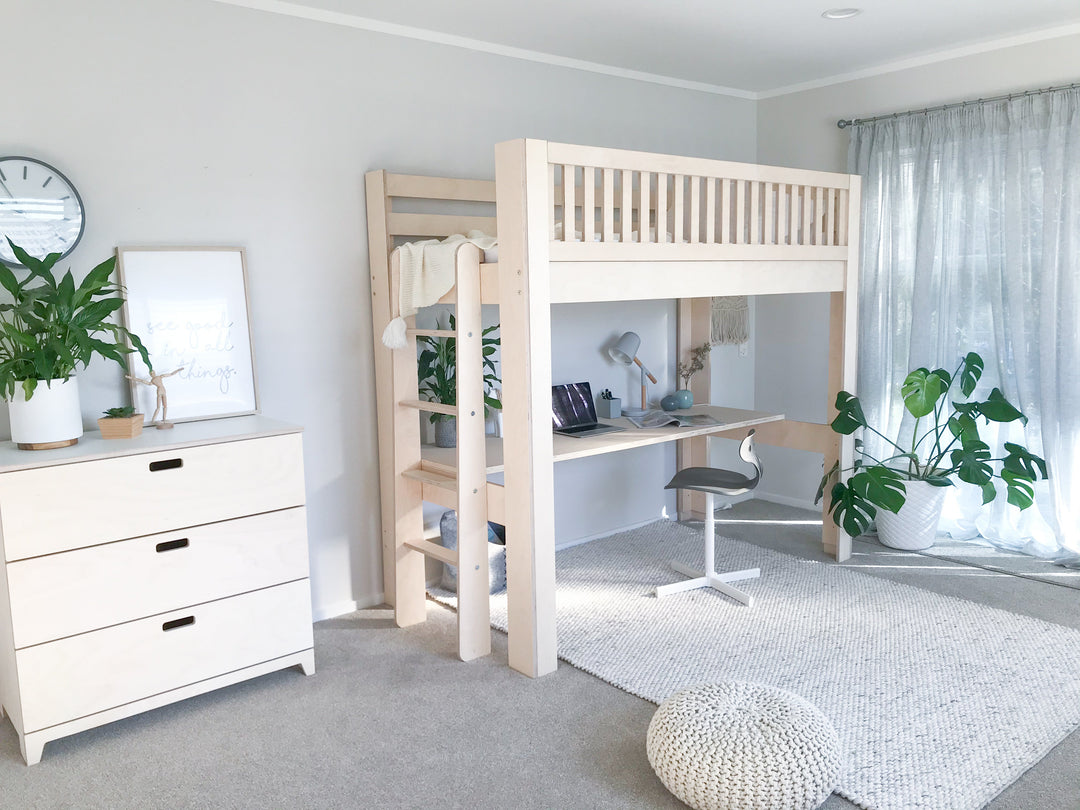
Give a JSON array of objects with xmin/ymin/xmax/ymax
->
[{"xmin": 552, "ymin": 382, "xmax": 598, "ymax": 429}]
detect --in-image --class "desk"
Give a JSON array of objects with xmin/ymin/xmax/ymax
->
[
  {"xmin": 421, "ymin": 404, "xmax": 784, "ymax": 474},
  {"xmin": 421, "ymin": 404, "xmax": 783, "ymax": 677}
]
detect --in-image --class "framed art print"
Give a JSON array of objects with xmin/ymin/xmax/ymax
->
[{"xmin": 117, "ymin": 246, "xmax": 259, "ymax": 423}]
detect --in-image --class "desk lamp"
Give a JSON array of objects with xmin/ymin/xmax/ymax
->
[{"xmin": 608, "ymin": 331, "xmax": 656, "ymax": 416}]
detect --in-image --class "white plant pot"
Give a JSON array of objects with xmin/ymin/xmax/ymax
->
[
  {"xmin": 875, "ymin": 479, "xmax": 947, "ymax": 551},
  {"xmin": 8, "ymin": 377, "xmax": 84, "ymax": 450}
]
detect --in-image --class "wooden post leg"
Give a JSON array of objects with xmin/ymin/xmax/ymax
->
[
  {"xmin": 826, "ymin": 289, "xmax": 856, "ymax": 562},
  {"xmin": 496, "ymin": 139, "xmax": 557, "ymax": 678},
  {"xmin": 676, "ymin": 298, "xmax": 712, "ymax": 521},
  {"xmin": 454, "ymin": 245, "xmax": 492, "ymax": 662}
]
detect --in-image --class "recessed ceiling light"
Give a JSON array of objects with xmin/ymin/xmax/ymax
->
[{"xmin": 822, "ymin": 8, "xmax": 861, "ymax": 19}]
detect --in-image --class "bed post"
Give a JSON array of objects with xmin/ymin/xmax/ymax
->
[
  {"xmin": 823, "ymin": 175, "xmax": 861, "ymax": 562},
  {"xmin": 676, "ymin": 297, "xmax": 713, "ymax": 520},
  {"xmin": 495, "ymin": 138, "xmax": 558, "ymax": 678},
  {"xmin": 365, "ymin": 170, "xmax": 426, "ymax": 621}
]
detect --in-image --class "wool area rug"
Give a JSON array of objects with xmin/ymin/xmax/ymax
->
[{"xmin": 431, "ymin": 520, "xmax": 1080, "ymax": 810}]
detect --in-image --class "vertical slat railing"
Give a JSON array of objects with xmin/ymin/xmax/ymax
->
[
  {"xmin": 705, "ymin": 179, "xmax": 716, "ymax": 244},
  {"xmin": 583, "ymin": 167, "xmax": 595, "ymax": 244},
  {"xmin": 673, "ymin": 175, "xmax": 684, "ymax": 244},
  {"xmin": 544, "ymin": 156, "xmax": 850, "ymax": 249},
  {"xmin": 656, "ymin": 173, "xmax": 668, "ymax": 242},
  {"xmin": 562, "ymin": 165, "xmax": 575, "ymax": 242},
  {"xmin": 689, "ymin": 177, "xmax": 701, "ymax": 244},
  {"xmin": 640, "ymin": 172, "xmax": 651, "ymax": 242},
  {"xmin": 602, "ymin": 169, "xmax": 614, "ymax": 241}
]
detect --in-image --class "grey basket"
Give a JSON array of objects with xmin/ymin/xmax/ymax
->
[{"xmin": 439, "ymin": 511, "xmax": 506, "ymax": 593}]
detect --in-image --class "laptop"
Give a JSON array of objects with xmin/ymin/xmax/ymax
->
[{"xmin": 552, "ymin": 382, "xmax": 625, "ymax": 438}]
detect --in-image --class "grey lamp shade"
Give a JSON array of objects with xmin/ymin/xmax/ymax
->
[{"xmin": 609, "ymin": 331, "xmax": 640, "ymax": 365}]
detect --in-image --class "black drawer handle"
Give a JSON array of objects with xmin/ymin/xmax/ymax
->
[
  {"xmin": 149, "ymin": 458, "xmax": 183, "ymax": 472},
  {"xmin": 162, "ymin": 616, "xmax": 195, "ymax": 632},
  {"xmin": 156, "ymin": 538, "xmax": 189, "ymax": 553}
]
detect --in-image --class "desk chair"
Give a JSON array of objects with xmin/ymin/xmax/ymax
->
[{"xmin": 657, "ymin": 429, "xmax": 762, "ymax": 605}]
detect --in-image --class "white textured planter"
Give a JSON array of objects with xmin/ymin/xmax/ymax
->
[
  {"xmin": 875, "ymin": 479, "xmax": 947, "ymax": 551},
  {"xmin": 8, "ymin": 377, "xmax": 84, "ymax": 450}
]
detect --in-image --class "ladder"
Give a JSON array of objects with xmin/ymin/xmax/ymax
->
[{"xmin": 367, "ymin": 170, "xmax": 495, "ymax": 662}]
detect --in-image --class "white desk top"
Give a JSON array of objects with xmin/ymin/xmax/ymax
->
[
  {"xmin": 0, "ymin": 415, "xmax": 302, "ymax": 473},
  {"xmin": 421, "ymin": 405, "xmax": 783, "ymax": 475}
]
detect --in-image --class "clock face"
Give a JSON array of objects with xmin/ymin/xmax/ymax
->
[{"xmin": 0, "ymin": 156, "xmax": 85, "ymax": 268}]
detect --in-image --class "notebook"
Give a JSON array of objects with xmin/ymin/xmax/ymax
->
[{"xmin": 551, "ymin": 382, "xmax": 624, "ymax": 438}]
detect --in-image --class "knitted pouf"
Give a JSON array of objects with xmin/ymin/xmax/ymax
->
[{"xmin": 647, "ymin": 682, "xmax": 841, "ymax": 810}]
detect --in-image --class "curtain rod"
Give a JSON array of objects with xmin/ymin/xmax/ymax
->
[{"xmin": 836, "ymin": 81, "xmax": 1080, "ymax": 129}]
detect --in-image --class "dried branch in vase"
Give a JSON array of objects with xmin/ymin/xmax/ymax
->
[{"xmin": 677, "ymin": 342, "xmax": 712, "ymax": 389}]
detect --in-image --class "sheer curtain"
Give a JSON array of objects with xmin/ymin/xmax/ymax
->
[{"xmin": 848, "ymin": 87, "xmax": 1080, "ymax": 561}]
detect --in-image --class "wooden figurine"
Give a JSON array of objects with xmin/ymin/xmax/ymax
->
[{"xmin": 126, "ymin": 367, "xmax": 183, "ymax": 429}]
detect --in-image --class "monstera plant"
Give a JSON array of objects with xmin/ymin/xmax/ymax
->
[{"xmin": 816, "ymin": 352, "xmax": 1047, "ymax": 550}]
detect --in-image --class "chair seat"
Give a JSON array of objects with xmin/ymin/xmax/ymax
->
[{"xmin": 665, "ymin": 466, "xmax": 758, "ymax": 496}]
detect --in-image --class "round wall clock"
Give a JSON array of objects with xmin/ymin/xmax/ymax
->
[{"xmin": 0, "ymin": 156, "xmax": 85, "ymax": 268}]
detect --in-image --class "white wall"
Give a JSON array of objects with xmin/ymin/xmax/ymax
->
[
  {"xmin": 4, "ymin": 0, "xmax": 756, "ymax": 618},
  {"xmin": 753, "ymin": 32, "xmax": 1080, "ymax": 508}
]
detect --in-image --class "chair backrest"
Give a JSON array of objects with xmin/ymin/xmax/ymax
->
[{"xmin": 739, "ymin": 429, "xmax": 763, "ymax": 488}]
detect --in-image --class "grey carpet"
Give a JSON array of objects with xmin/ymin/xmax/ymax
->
[
  {"xmin": 431, "ymin": 517, "xmax": 1080, "ymax": 810},
  {"xmin": 2, "ymin": 501, "xmax": 1077, "ymax": 809}
]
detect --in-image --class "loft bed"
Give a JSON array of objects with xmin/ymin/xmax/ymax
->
[{"xmin": 366, "ymin": 139, "xmax": 861, "ymax": 678}]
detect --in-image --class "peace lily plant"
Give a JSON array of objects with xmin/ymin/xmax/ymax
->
[
  {"xmin": 0, "ymin": 239, "xmax": 150, "ymax": 447},
  {"xmin": 416, "ymin": 311, "xmax": 501, "ymax": 448},
  {"xmin": 816, "ymin": 352, "xmax": 1047, "ymax": 546}
]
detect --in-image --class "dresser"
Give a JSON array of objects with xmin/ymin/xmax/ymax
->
[{"xmin": 0, "ymin": 416, "xmax": 315, "ymax": 765}]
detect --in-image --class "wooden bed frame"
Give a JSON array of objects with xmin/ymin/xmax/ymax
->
[{"xmin": 366, "ymin": 139, "xmax": 861, "ymax": 678}]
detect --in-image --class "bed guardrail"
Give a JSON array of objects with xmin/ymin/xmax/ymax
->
[{"xmin": 547, "ymin": 143, "xmax": 852, "ymax": 251}]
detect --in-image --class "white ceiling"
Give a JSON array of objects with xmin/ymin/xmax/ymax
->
[{"xmin": 222, "ymin": 0, "xmax": 1080, "ymax": 96}]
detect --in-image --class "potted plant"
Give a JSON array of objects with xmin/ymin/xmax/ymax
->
[
  {"xmin": 0, "ymin": 240, "xmax": 151, "ymax": 449},
  {"xmin": 416, "ymin": 312, "xmax": 501, "ymax": 448},
  {"xmin": 674, "ymin": 342, "xmax": 711, "ymax": 408},
  {"xmin": 97, "ymin": 406, "xmax": 144, "ymax": 440},
  {"xmin": 816, "ymin": 352, "xmax": 1047, "ymax": 550}
]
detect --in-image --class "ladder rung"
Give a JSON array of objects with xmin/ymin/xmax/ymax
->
[
  {"xmin": 400, "ymin": 399, "xmax": 458, "ymax": 416},
  {"xmin": 408, "ymin": 328, "xmax": 455, "ymax": 338},
  {"xmin": 402, "ymin": 467, "xmax": 458, "ymax": 491},
  {"xmin": 402, "ymin": 467, "xmax": 458, "ymax": 511},
  {"xmin": 405, "ymin": 537, "xmax": 457, "ymax": 566}
]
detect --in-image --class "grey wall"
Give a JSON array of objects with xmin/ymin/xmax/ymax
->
[
  {"xmin": 4, "ymin": 0, "xmax": 756, "ymax": 617},
  {"xmin": 753, "ymin": 32, "xmax": 1080, "ymax": 508}
]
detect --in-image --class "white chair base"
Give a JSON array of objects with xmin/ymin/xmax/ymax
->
[
  {"xmin": 656, "ymin": 562, "xmax": 760, "ymax": 605},
  {"xmin": 656, "ymin": 490, "xmax": 761, "ymax": 605}
]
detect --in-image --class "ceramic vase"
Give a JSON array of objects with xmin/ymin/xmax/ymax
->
[
  {"xmin": 661, "ymin": 395, "xmax": 679, "ymax": 412},
  {"xmin": 434, "ymin": 416, "xmax": 457, "ymax": 448},
  {"xmin": 8, "ymin": 377, "xmax": 84, "ymax": 450},
  {"xmin": 674, "ymin": 389, "xmax": 694, "ymax": 409},
  {"xmin": 875, "ymin": 479, "xmax": 947, "ymax": 550}
]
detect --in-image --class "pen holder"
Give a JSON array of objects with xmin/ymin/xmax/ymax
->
[{"xmin": 597, "ymin": 397, "xmax": 621, "ymax": 419}]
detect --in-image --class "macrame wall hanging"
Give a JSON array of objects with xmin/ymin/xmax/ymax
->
[{"xmin": 711, "ymin": 296, "xmax": 749, "ymax": 345}]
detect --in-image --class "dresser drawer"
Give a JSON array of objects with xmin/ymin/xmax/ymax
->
[
  {"xmin": 16, "ymin": 579, "xmax": 314, "ymax": 733},
  {"xmin": 0, "ymin": 433, "xmax": 305, "ymax": 561},
  {"xmin": 7, "ymin": 507, "xmax": 309, "ymax": 648}
]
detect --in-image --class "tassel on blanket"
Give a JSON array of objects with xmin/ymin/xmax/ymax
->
[
  {"xmin": 382, "ymin": 316, "xmax": 408, "ymax": 350},
  {"xmin": 711, "ymin": 296, "xmax": 749, "ymax": 345}
]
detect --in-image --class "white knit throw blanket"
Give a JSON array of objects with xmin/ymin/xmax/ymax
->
[
  {"xmin": 711, "ymin": 295, "xmax": 749, "ymax": 345},
  {"xmin": 381, "ymin": 231, "xmax": 497, "ymax": 349}
]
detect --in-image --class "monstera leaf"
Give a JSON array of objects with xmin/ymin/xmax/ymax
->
[
  {"xmin": 901, "ymin": 367, "xmax": 947, "ymax": 418},
  {"xmin": 827, "ymin": 481, "xmax": 877, "ymax": 538},
  {"xmin": 831, "ymin": 391, "xmax": 867, "ymax": 435}
]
